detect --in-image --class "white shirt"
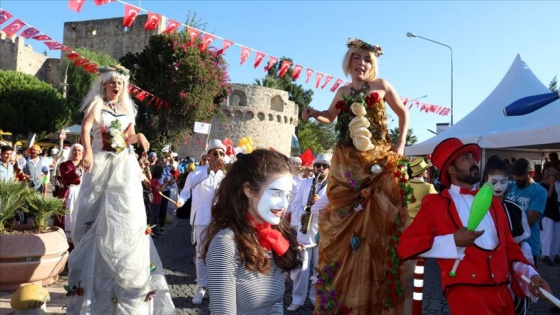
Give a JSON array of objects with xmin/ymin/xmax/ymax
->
[
  {"xmin": 291, "ymin": 177, "xmax": 328, "ymax": 245},
  {"xmin": 178, "ymin": 168, "xmax": 224, "ymax": 226}
]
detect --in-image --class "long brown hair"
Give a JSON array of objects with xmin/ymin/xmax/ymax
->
[{"xmin": 203, "ymin": 149, "xmax": 301, "ymax": 273}]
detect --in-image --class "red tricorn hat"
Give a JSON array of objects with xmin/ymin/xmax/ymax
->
[{"xmin": 431, "ymin": 138, "xmax": 481, "ymax": 187}]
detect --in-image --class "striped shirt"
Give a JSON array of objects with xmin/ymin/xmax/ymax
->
[{"xmin": 207, "ymin": 229, "xmax": 285, "ymax": 315}]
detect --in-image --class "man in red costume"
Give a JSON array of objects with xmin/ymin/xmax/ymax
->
[{"xmin": 398, "ymin": 138, "xmax": 551, "ymax": 314}]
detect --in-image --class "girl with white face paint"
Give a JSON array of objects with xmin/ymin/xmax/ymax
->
[
  {"xmin": 203, "ymin": 149, "xmax": 302, "ymax": 314},
  {"xmin": 253, "ymin": 175, "xmax": 293, "ymax": 225},
  {"xmin": 482, "ymin": 155, "xmax": 533, "ymax": 315}
]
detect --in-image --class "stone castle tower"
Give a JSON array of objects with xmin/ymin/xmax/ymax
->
[
  {"xmin": 182, "ymin": 83, "xmax": 298, "ymax": 158},
  {"xmin": 63, "ymin": 15, "xmax": 163, "ymax": 61},
  {"xmin": 0, "ymin": 32, "xmax": 62, "ymax": 87}
]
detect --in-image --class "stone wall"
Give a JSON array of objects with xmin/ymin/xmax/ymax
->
[
  {"xmin": 63, "ymin": 15, "xmax": 163, "ymax": 60},
  {"xmin": 0, "ymin": 32, "xmax": 61, "ymax": 88},
  {"xmin": 179, "ymin": 84, "xmax": 299, "ymax": 159}
]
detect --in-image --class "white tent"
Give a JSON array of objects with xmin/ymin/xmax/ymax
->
[
  {"xmin": 63, "ymin": 124, "xmax": 81, "ymax": 135},
  {"xmin": 405, "ymin": 54, "xmax": 560, "ymax": 160}
]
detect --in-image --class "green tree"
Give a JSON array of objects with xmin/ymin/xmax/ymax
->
[
  {"xmin": 0, "ymin": 71, "xmax": 71, "ymax": 144},
  {"xmin": 62, "ymin": 48, "xmax": 118, "ymax": 124},
  {"xmin": 297, "ymin": 121, "xmax": 337, "ymax": 154},
  {"xmin": 389, "ymin": 127, "xmax": 418, "ymax": 146},
  {"xmin": 550, "ymin": 75, "xmax": 558, "ymax": 92},
  {"xmin": 120, "ymin": 33, "xmax": 229, "ymax": 150}
]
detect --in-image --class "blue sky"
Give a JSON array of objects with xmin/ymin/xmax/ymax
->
[{"xmin": 2, "ymin": 0, "xmax": 559, "ymax": 143}]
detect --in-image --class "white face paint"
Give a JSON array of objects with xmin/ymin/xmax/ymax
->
[
  {"xmin": 256, "ymin": 175, "xmax": 293, "ymax": 225},
  {"xmin": 487, "ymin": 175, "xmax": 509, "ymax": 197}
]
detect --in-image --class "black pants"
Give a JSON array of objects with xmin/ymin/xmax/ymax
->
[{"xmin": 158, "ymin": 190, "xmax": 170, "ymax": 227}]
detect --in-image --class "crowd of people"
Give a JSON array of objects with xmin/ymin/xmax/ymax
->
[{"xmin": 1, "ymin": 37, "xmax": 559, "ymax": 315}]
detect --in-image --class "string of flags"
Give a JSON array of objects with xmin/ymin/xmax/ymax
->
[
  {"xmin": 0, "ymin": 7, "xmax": 169, "ymax": 108},
  {"xmin": 1, "ymin": 1, "xmax": 451, "ymax": 116},
  {"xmin": 77, "ymin": 0, "xmax": 451, "ymax": 116}
]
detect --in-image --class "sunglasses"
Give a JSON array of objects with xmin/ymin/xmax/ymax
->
[
  {"xmin": 314, "ymin": 163, "xmax": 329, "ymax": 169},
  {"xmin": 212, "ymin": 151, "xmax": 225, "ymax": 157}
]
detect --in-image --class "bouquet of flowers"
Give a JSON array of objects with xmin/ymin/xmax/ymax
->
[{"xmin": 102, "ymin": 120, "xmax": 130, "ymax": 154}]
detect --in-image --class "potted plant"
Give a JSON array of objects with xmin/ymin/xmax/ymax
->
[{"xmin": 0, "ymin": 181, "xmax": 69, "ymax": 290}]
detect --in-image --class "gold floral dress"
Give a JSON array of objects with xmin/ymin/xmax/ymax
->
[{"xmin": 316, "ymin": 89, "xmax": 411, "ymax": 314}]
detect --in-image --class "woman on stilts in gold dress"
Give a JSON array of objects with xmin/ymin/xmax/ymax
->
[{"xmin": 302, "ymin": 38, "xmax": 413, "ymax": 314}]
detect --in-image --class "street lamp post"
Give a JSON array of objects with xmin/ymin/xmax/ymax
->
[
  {"xmin": 60, "ymin": 60, "xmax": 70, "ymax": 99},
  {"xmin": 406, "ymin": 32, "xmax": 454, "ymax": 126}
]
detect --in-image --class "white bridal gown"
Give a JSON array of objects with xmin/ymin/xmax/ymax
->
[{"xmin": 67, "ymin": 110, "xmax": 176, "ymax": 315}]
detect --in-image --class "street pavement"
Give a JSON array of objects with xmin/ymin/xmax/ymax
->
[{"xmin": 1, "ymin": 217, "xmax": 559, "ymax": 314}]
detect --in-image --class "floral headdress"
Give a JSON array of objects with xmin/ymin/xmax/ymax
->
[
  {"xmin": 98, "ymin": 64, "xmax": 130, "ymax": 78},
  {"xmin": 346, "ymin": 38, "xmax": 383, "ymax": 58}
]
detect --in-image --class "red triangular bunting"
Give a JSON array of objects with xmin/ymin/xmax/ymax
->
[
  {"xmin": 33, "ymin": 34, "xmax": 52, "ymax": 41},
  {"xmin": 135, "ymin": 91, "xmax": 148, "ymax": 101},
  {"xmin": 83, "ymin": 63, "xmax": 98, "ymax": 72},
  {"xmin": 292, "ymin": 64, "xmax": 303, "ymax": 80},
  {"xmin": 264, "ymin": 56, "xmax": 278, "ymax": 72},
  {"xmin": 305, "ymin": 68, "xmax": 314, "ymax": 84},
  {"xmin": 94, "ymin": 0, "xmax": 116, "ymax": 5},
  {"xmin": 239, "ymin": 46, "xmax": 251, "ymax": 65},
  {"xmin": 199, "ymin": 33, "xmax": 216, "ymax": 51},
  {"xmin": 69, "ymin": 0, "xmax": 86, "ymax": 12},
  {"xmin": 162, "ymin": 19, "xmax": 180, "ymax": 34},
  {"xmin": 66, "ymin": 52, "xmax": 81, "ymax": 60},
  {"xmin": 44, "ymin": 41, "xmax": 63, "ymax": 50},
  {"xmin": 321, "ymin": 75, "xmax": 333, "ymax": 89},
  {"xmin": 187, "ymin": 27, "xmax": 201, "ymax": 46},
  {"xmin": 144, "ymin": 12, "xmax": 160, "ymax": 31},
  {"xmin": 0, "ymin": 9, "xmax": 14, "ymax": 25},
  {"xmin": 278, "ymin": 60, "xmax": 292, "ymax": 77},
  {"xmin": 123, "ymin": 4, "xmax": 140, "ymax": 27},
  {"xmin": 315, "ymin": 72, "xmax": 324, "ymax": 88},
  {"xmin": 330, "ymin": 78, "xmax": 343, "ymax": 92},
  {"xmin": 2, "ymin": 19, "xmax": 26, "ymax": 37},
  {"xmin": 20, "ymin": 27, "xmax": 40, "ymax": 39},
  {"xmin": 74, "ymin": 58, "xmax": 89, "ymax": 67},
  {"xmin": 253, "ymin": 51, "xmax": 265, "ymax": 69},
  {"xmin": 217, "ymin": 39, "xmax": 233, "ymax": 55}
]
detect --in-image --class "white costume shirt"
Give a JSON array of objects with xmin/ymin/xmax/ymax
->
[
  {"xmin": 291, "ymin": 177, "xmax": 328, "ymax": 245},
  {"xmin": 178, "ymin": 168, "xmax": 224, "ymax": 226}
]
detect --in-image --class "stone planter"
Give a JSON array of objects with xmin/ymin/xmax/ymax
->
[{"xmin": 0, "ymin": 226, "xmax": 69, "ymax": 290}]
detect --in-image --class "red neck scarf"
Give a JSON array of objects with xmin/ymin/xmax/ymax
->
[
  {"xmin": 247, "ymin": 213, "xmax": 289, "ymax": 256},
  {"xmin": 459, "ymin": 187, "xmax": 478, "ymax": 196}
]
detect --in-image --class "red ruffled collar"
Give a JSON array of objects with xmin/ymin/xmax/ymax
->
[{"xmin": 247, "ymin": 213, "xmax": 289, "ymax": 256}]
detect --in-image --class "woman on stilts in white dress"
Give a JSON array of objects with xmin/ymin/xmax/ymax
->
[{"xmin": 66, "ymin": 65, "xmax": 176, "ymax": 314}]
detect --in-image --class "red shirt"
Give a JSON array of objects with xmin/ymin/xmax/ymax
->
[{"xmin": 150, "ymin": 178, "xmax": 162, "ymax": 205}]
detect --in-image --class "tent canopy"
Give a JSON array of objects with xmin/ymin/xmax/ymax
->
[
  {"xmin": 405, "ymin": 54, "xmax": 560, "ymax": 159},
  {"xmin": 63, "ymin": 124, "xmax": 81, "ymax": 135}
]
